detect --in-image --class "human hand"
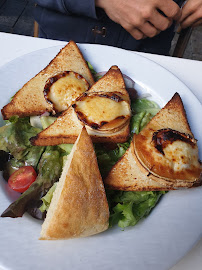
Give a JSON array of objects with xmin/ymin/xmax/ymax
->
[
  {"xmin": 95, "ymin": 0, "xmax": 181, "ymax": 40},
  {"xmin": 179, "ymin": 0, "xmax": 202, "ymax": 28}
]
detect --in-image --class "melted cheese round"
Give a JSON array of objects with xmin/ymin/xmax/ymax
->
[
  {"xmin": 74, "ymin": 93, "xmax": 131, "ymax": 131},
  {"xmin": 134, "ymin": 128, "xmax": 202, "ymax": 181},
  {"xmin": 45, "ymin": 72, "xmax": 89, "ymax": 112}
]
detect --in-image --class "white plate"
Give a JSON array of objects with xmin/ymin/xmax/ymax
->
[{"xmin": 0, "ymin": 44, "xmax": 201, "ymax": 270}]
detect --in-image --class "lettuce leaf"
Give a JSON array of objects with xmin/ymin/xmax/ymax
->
[
  {"xmin": 1, "ymin": 146, "xmax": 63, "ymax": 218},
  {"xmin": 0, "ymin": 116, "xmax": 44, "ymax": 168},
  {"xmin": 95, "ymin": 142, "xmax": 130, "ymax": 178},
  {"xmin": 40, "ymin": 116, "xmax": 73, "ymax": 155},
  {"xmin": 40, "ymin": 182, "xmax": 57, "ymax": 212},
  {"xmin": 87, "ymin": 61, "xmax": 97, "ymax": 76},
  {"xmin": 87, "ymin": 61, "xmax": 103, "ymax": 81},
  {"xmin": 130, "ymin": 98, "xmax": 160, "ymax": 135},
  {"xmin": 107, "ymin": 190, "xmax": 166, "ymax": 228},
  {"xmin": 40, "ymin": 116, "xmax": 56, "ymax": 129},
  {"xmin": 58, "ymin": 144, "xmax": 73, "ymax": 155},
  {"xmin": 131, "ymin": 98, "xmax": 160, "ymax": 116}
]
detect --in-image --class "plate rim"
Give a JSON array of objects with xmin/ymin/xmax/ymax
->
[{"xmin": 0, "ymin": 43, "xmax": 201, "ymax": 270}]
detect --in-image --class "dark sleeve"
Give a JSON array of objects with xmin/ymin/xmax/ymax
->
[{"xmin": 35, "ymin": 0, "xmax": 98, "ymax": 19}]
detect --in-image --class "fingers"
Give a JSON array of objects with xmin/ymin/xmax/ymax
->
[
  {"xmin": 139, "ymin": 22, "xmax": 161, "ymax": 38},
  {"xmin": 126, "ymin": 22, "xmax": 161, "ymax": 40},
  {"xmin": 192, "ymin": 18, "xmax": 202, "ymax": 27},
  {"xmin": 180, "ymin": 12, "xmax": 197, "ymax": 28},
  {"xmin": 129, "ymin": 28, "xmax": 145, "ymax": 40},
  {"xmin": 157, "ymin": 0, "xmax": 182, "ymax": 20},
  {"xmin": 149, "ymin": 9, "xmax": 173, "ymax": 31},
  {"xmin": 180, "ymin": 11, "xmax": 202, "ymax": 28},
  {"xmin": 130, "ymin": 0, "xmax": 181, "ymax": 39},
  {"xmin": 99, "ymin": 0, "xmax": 182, "ymax": 40},
  {"xmin": 179, "ymin": 0, "xmax": 196, "ymax": 23},
  {"xmin": 124, "ymin": 20, "xmax": 159, "ymax": 40},
  {"xmin": 179, "ymin": 0, "xmax": 202, "ymax": 28}
]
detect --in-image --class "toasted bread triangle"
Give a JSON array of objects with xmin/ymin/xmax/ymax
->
[
  {"xmin": 1, "ymin": 41, "xmax": 95, "ymax": 119},
  {"xmin": 139, "ymin": 93, "xmax": 192, "ymax": 135},
  {"xmin": 134, "ymin": 93, "xmax": 202, "ymax": 184},
  {"xmin": 104, "ymin": 93, "xmax": 202, "ymax": 191},
  {"xmin": 40, "ymin": 127, "xmax": 109, "ymax": 240},
  {"xmin": 30, "ymin": 106, "xmax": 130, "ymax": 145},
  {"xmin": 31, "ymin": 66, "xmax": 130, "ymax": 145},
  {"xmin": 88, "ymin": 65, "xmax": 128, "ymax": 98},
  {"xmin": 104, "ymin": 138, "xmax": 170, "ymax": 191},
  {"xmin": 104, "ymin": 138, "xmax": 200, "ymax": 191}
]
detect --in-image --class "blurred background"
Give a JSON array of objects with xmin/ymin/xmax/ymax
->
[{"xmin": 0, "ymin": 0, "xmax": 202, "ymax": 60}]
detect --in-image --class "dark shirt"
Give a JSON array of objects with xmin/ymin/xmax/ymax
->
[{"xmin": 34, "ymin": 0, "xmax": 184, "ymax": 55}]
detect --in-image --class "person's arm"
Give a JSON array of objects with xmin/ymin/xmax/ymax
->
[
  {"xmin": 35, "ymin": 0, "xmax": 97, "ymax": 19},
  {"xmin": 95, "ymin": 0, "xmax": 181, "ymax": 40},
  {"xmin": 179, "ymin": 0, "xmax": 202, "ymax": 28}
]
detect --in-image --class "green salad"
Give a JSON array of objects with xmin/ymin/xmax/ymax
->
[
  {"xmin": 0, "ymin": 62, "xmax": 166, "ymax": 228},
  {"xmin": 0, "ymin": 94, "xmax": 165, "ymax": 227}
]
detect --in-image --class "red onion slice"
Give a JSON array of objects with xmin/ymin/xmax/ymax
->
[
  {"xmin": 96, "ymin": 71, "xmax": 107, "ymax": 77},
  {"xmin": 41, "ymin": 111, "xmax": 50, "ymax": 117},
  {"xmin": 122, "ymin": 74, "xmax": 135, "ymax": 89},
  {"xmin": 138, "ymin": 93, "xmax": 152, "ymax": 98},
  {"xmin": 126, "ymin": 88, "xmax": 138, "ymax": 100}
]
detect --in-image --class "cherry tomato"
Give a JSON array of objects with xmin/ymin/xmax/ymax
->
[{"xmin": 8, "ymin": 166, "xmax": 37, "ymax": 193}]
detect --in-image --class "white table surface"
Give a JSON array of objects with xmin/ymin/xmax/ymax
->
[{"xmin": 0, "ymin": 32, "xmax": 201, "ymax": 270}]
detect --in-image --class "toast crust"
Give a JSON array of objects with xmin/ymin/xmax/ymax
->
[
  {"xmin": 1, "ymin": 41, "xmax": 95, "ymax": 119},
  {"xmin": 40, "ymin": 127, "xmax": 109, "ymax": 240}
]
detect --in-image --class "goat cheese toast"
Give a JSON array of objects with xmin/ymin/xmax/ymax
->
[{"xmin": 104, "ymin": 93, "xmax": 202, "ymax": 191}]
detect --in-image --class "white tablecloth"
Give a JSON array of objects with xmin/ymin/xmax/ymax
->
[{"xmin": 0, "ymin": 32, "xmax": 201, "ymax": 270}]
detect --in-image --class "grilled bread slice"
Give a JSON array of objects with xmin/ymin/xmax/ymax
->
[
  {"xmin": 40, "ymin": 126, "xmax": 109, "ymax": 240},
  {"xmin": 134, "ymin": 93, "xmax": 202, "ymax": 186},
  {"xmin": 30, "ymin": 106, "xmax": 130, "ymax": 145},
  {"xmin": 104, "ymin": 137, "xmax": 170, "ymax": 191},
  {"xmin": 105, "ymin": 93, "xmax": 202, "ymax": 190},
  {"xmin": 31, "ymin": 66, "xmax": 131, "ymax": 145},
  {"xmin": 1, "ymin": 41, "xmax": 95, "ymax": 119},
  {"xmin": 88, "ymin": 65, "xmax": 130, "ymax": 101}
]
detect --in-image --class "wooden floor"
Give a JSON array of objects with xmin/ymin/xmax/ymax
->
[{"xmin": 0, "ymin": 0, "xmax": 201, "ymax": 60}]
